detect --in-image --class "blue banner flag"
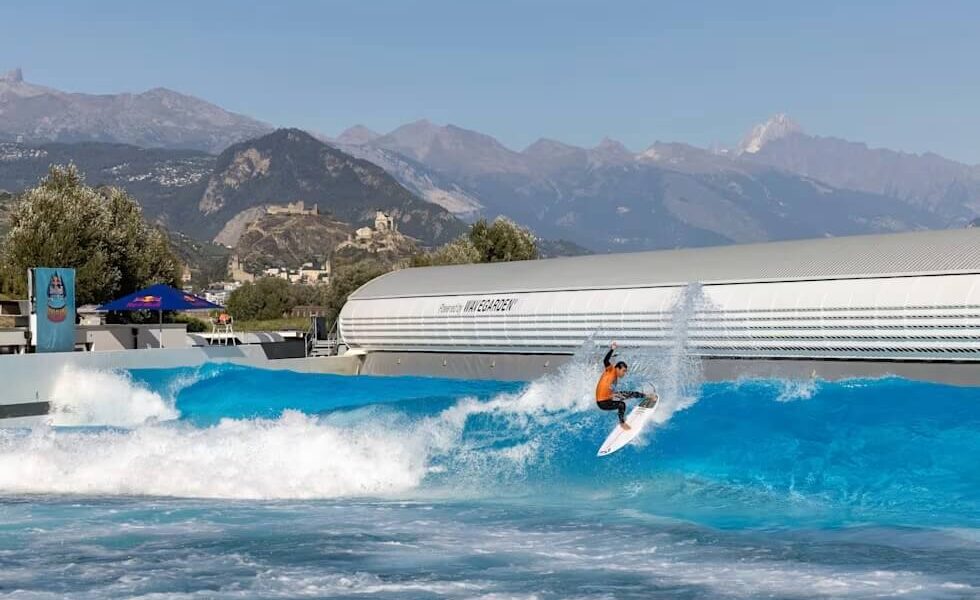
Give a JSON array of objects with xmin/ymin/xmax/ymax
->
[{"xmin": 32, "ymin": 268, "xmax": 76, "ymax": 352}]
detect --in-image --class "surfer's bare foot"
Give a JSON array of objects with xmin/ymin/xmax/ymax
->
[{"xmin": 620, "ymin": 422, "xmax": 632, "ymax": 430}]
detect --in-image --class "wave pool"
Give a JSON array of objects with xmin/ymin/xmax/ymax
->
[{"xmin": 0, "ymin": 359, "xmax": 978, "ymax": 599}]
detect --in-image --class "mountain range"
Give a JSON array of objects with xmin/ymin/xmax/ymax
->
[
  {"xmin": 0, "ymin": 69, "xmax": 271, "ymax": 153},
  {"xmin": 736, "ymin": 115, "xmax": 980, "ymax": 222},
  {"xmin": 333, "ymin": 119, "xmax": 950, "ymax": 251},
  {"xmin": 1, "ymin": 68, "xmax": 977, "ymax": 254},
  {"xmin": 0, "ymin": 130, "xmax": 465, "ymax": 249}
]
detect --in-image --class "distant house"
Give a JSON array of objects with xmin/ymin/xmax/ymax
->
[
  {"xmin": 203, "ymin": 281, "xmax": 242, "ymax": 305},
  {"xmin": 355, "ymin": 227, "xmax": 373, "ymax": 242},
  {"xmin": 262, "ymin": 262, "xmax": 329, "ymax": 286},
  {"xmin": 298, "ymin": 262, "xmax": 330, "ymax": 285}
]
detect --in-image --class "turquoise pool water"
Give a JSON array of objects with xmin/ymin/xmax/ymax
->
[{"xmin": 0, "ymin": 361, "xmax": 977, "ymax": 598}]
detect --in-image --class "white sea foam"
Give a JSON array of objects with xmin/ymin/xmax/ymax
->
[
  {"xmin": 4, "ymin": 495, "xmax": 970, "ymax": 600},
  {"xmin": 729, "ymin": 376, "xmax": 821, "ymax": 402},
  {"xmin": 441, "ymin": 360, "xmax": 597, "ymax": 428},
  {"xmin": 47, "ymin": 365, "xmax": 180, "ymax": 427},
  {"xmin": 775, "ymin": 377, "xmax": 819, "ymax": 402},
  {"xmin": 0, "ymin": 361, "xmax": 592, "ymax": 499},
  {"xmin": 0, "ymin": 410, "xmax": 430, "ymax": 499}
]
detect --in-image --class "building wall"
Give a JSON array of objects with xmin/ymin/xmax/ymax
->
[
  {"xmin": 340, "ymin": 273, "xmax": 980, "ymax": 364},
  {"xmin": 79, "ymin": 324, "xmax": 189, "ymax": 351},
  {"xmin": 0, "ymin": 346, "xmax": 362, "ymax": 426},
  {"xmin": 358, "ymin": 351, "xmax": 980, "ymax": 386},
  {"xmin": 228, "ymin": 255, "xmax": 255, "ymax": 283}
]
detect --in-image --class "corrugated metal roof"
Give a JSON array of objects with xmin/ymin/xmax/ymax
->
[{"xmin": 350, "ymin": 229, "xmax": 980, "ymax": 299}]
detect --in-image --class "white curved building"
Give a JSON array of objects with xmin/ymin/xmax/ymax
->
[{"xmin": 339, "ymin": 229, "xmax": 980, "ymax": 383}]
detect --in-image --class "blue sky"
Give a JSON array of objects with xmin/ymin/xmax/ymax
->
[{"xmin": 3, "ymin": 0, "xmax": 979, "ymax": 162}]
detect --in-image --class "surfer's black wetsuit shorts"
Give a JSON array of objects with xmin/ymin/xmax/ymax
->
[
  {"xmin": 597, "ymin": 392, "xmax": 643, "ymax": 424},
  {"xmin": 597, "ymin": 399, "xmax": 627, "ymax": 423}
]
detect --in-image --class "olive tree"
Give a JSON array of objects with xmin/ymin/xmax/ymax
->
[
  {"xmin": 412, "ymin": 217, "xmax": 538, "ymax": 267},
  {"xmin": 1, "ymin": 164, "xmax": 181, "ymax": 305},
  {"xmin": 410, "ymin": 236, "xmax": 482, "ymax": 267},
  {"xmin": 469, "ymin": 217, "xmax": 538, "ymax": 263}
]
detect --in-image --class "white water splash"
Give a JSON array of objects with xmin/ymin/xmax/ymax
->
[
  {"xmin": 48, "ymin": 366, "xmax": 180, "ymax": 427},
  {"xmin": 0, "ymin": 359, "xmax": 597, "ymax": 499},
  {"xmin": 0, "ymin": 373, "xmax": 588, "ymax": 500},
  {"xmin": 775, "ymin": 378, "xmax": 819, "ymax": 402},
  {"xmin": 0, "ymin": 410, "xmax": 429, "ymax": 499},
  {"xmin": 730, "ymin": 376, "xmax": 821, "ymax": 403},
  {"xmin": 622, "ymin": 282, "xmax": 707, "ymax": 424}
]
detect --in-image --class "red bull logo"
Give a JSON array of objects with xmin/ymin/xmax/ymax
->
[{"xmin": 128, "ymin": 295, "xmax": 161, "ymax": 307}]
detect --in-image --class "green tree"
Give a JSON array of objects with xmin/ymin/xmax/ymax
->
[
  {"xmin": 412, "ymin": 217, "xmax": 538, "ymax": 267},
  {"xmin": 0, "ymin": 164, "xmax": 181, "ymax": 305},
  {"xmin": 288, "ymin": 281, "xmax": 322, "ymax": 308},
  {"xmin": 469, "ymin": 217, "xmax": 538, "ymax": 262},
  {"xmin": 226, "ymin": 277, "xmax": 294, "ymax": 321},
  {"xmin": 410, "ymin": 236, "xmax": 482, "ymax": 267}
]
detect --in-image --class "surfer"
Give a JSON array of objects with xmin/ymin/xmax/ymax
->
[{"xmin": 595, "ymin": 342, "xmax": 655, "ymax": 430}]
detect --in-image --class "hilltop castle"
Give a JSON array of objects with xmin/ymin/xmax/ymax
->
[
  {"xmin": 338, "ymin": 211, "xmax": 402, "ymax": 252},
  {"xmin": 266, "ymin": 201, "xmax": 318, "ymax": 216}
]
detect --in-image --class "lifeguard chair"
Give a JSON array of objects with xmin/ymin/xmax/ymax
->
[{"xmin": 210, "ymin": 312, "xmax": 236, "ymax": 345}]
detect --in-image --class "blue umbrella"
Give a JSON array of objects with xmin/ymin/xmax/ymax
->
[{"xmin": 99, "ymin": 283, "xmax": 223, "ymax": 348}]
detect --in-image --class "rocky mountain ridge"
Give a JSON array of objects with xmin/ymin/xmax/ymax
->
[
  {"xmin": 339, "ymin": 119, "xmax": 945, "ymax": 251},
  {"xmin": 0, "ymin": 68, "xmax": 272, "ymax": 153},
  {"xmin": 2, "ymin": 69, "xmax": 975, "ymax": 252},
  {"xmin": 739, "ymin": 120, "xmax": 980, "ymax": 221},
  {"xmin": 0, "ymin": 130, "xmax": 467, "ymax": 249},
  {"xmin": 339, "ymin": 114, "xmax": 978, "ymax": 225},
  {"xmin": 329, "ymin": 135, "xmax": 484, "ymax": 218},
  {"xmin": 185, "ymin": 129, "xmax": 464, "ymax": 245},
  {"xmin": 236, "ymin": 212, "xmax": 355, "ymax": 273}
]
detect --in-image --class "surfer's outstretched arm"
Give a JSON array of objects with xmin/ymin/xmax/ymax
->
[{"xmin": 603, "ymin": 342, "xmax": 616, "ymax": 367}]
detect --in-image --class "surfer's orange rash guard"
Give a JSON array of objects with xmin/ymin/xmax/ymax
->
[{"xmin": 596, "ymin": 365, "xmax": 619, "ymax": 401}]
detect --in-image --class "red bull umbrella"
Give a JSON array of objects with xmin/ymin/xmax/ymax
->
[
  {"xmin": 98, "ymin": 283, "xmax": 223, "ymax": 348},
  {"xmin": 99, "ymin": 284, "xmax": 222, "ymax": 312}
]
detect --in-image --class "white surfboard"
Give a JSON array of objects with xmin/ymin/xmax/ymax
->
[{"xmin": 597, "ymin": 396, "xmax": 660, "ymax": 457}]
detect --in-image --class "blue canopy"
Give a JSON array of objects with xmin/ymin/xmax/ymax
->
[{"xmin": 98, "ymin": 283, "xmax": 223, "ymax": 312}]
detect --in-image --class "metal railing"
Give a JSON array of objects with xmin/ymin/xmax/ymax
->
[{"xmin": 305, "ymin": 316, "xmax": 341, "ymax": 357}]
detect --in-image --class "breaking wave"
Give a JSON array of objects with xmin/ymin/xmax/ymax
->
[
  {"xmin": 48, "ymin": 365, "xmax": 180, "ymax": 426},
  {"xmin": 1, "ymin": 359, "xmax": 978, "ymax": 528}
]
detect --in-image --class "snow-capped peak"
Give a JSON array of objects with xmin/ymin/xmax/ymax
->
[
  {"xmin": 636, "ymin": 144, "xmax": 662, "ymax": 161},
  {"xmin": 737, "ymin": 113, "xmax": 802, "ymax": 154}
]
